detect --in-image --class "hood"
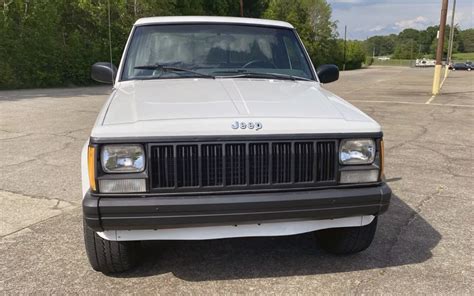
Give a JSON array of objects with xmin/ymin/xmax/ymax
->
[{"xmin": 93, "ymin": 78, "xmax": 380, "ymax": 138}]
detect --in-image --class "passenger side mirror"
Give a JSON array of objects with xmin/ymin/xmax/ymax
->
[
  {"xmin": 91, "ymin": 62, "xmax": 117, "ymax": 84},
  {"xmin": 316, "ymin": 64, "xmax": 339, "ymax": 84}
]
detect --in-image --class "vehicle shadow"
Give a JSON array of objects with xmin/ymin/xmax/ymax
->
[{"xmin": 112, "ymin": 193, "xmax": 440, "ymax": 281}]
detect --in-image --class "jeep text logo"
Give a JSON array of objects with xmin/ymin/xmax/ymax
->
[{"xmin": 231, "ymin": 121, "xmax": 262, "ymax": 131}]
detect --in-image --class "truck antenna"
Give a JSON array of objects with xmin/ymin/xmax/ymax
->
[{"xmin": 107, "ymin": 0, "xmax": 114, "ymax": 86}]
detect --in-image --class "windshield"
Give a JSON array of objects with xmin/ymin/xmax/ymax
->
[{"xmin": 121, "ymin": 24, "xmax": 314, "ymax": 81}]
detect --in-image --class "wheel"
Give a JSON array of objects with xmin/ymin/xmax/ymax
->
[
  {"xmin": 315, "ymin": 217, "xmax": 378, "ymax": 255},
  {"xmin": 83, "ymin": 219, "xmax": 141, "ymax": 273}
]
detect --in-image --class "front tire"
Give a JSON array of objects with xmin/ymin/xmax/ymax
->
[
  {"xmin": 315, "ymin": 217, "xmax": 378, "ymax": 255},
  {"xmin": 83, "ymin": 219, "xmax": 141, "ymax": 273}
]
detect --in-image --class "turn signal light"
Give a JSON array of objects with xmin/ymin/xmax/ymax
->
[
  {"xmin": 380, "ymin": 139, "xmax": 385, "ymax": 180},
  {"xmin": 88, "ymin": 146, "xmax": 97, "ymax": 191}
]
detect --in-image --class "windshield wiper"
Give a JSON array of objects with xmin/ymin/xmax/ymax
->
[
  {"xmin": 134, "ymin": 64, "xmax": 215, "ymax": 79},
  {"xmin": 213, "ymin": 70, "xmax": 311, "ymax": 81}
]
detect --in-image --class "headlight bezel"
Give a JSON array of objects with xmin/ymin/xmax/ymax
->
[
  {"xmin": 100, "ymin": 144, "xmax": 146, "ymax": 174},
  {"xmin": 339, "ymin": 138, "xmax": 376, "ymax": 165}
]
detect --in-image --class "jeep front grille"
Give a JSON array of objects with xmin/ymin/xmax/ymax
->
[{"xmin": 150, "ymin": 140, "xmax": 337, "ymax": 193}]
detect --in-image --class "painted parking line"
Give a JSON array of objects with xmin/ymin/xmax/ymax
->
[
  {"xmin": 350, "ymin": 100, "xmax": 474, "ymax": 108},
  {"xmin": 425, "ymin": 95, "xmax": 436, "ymax": 104}
]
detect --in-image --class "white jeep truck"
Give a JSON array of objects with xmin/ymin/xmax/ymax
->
[{"xmin": 82, "ymin": 16, "xmax": 391, "ymax": 273}]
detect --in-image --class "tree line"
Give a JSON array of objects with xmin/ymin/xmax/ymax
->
[
  {"xmin": 365, "ymin": 26, "xmax": 474, "ymax": 60},
  {"xmin": 0, "ymin": 0, "xmax": 366, "ymax": 89}
]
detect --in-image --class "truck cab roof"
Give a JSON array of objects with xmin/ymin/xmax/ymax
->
[{"xmin": 134, "ymin": 16, "xmax": 294, "ymax": 29}]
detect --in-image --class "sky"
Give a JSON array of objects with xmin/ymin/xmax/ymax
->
[{"xmin": 327, "ymin": 0, "xmax": 474, "ymax": 40}]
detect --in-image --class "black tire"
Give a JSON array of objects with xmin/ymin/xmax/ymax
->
[
  {"xmin": 83, "ymin": 219, "xmax": 141, "ymax": 273},
  {"xmin": 315, "ymin": 217, "xmax": 378, "ymax": 255}
]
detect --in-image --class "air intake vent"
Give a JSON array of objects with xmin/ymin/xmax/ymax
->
[
  {"xmin": 225, "ymin": 144, "xmax": 246, "ymax": 185},
  {"xmin": 294, "ymin": 142, "xmax": 314, "ymax": 183},
  {"xmin": 201, "ymin": 144, "xmax": 223, "ymax": 186},
  {"xmin": 151, "ymin": 145, "xmax": 175, "ymax": 188},
  {"xmin": 272, "ymin": 143, "xmax": 292, "ymax": 183},
  {"xmin": 316, "ymin": 141, "xmax": 336, "ymax": 182},
  {"xmin": 177, "ymin": 145, "xmax": 199, "ymax": 187},
  {"xmin": 249, "ymin": 143, "xmax": 270, "ymax": 185}
]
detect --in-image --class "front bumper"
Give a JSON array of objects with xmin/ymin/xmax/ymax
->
[
  {"xmin": 83, "ymin": 184, "xmax": 391, "ymax": 231},
  {"xmin": 82, "ymin": 184, "xmax": 392, "ymax": 231}
]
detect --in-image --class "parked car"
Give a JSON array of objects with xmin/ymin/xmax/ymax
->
[
  {"xmin": 82, "ymin": 16, "xmax": 392, "ymax": 273},
  {"xmin": 415, "ymin": 58, "xmax": 436, "ymax": 67},
  {"xmin": 450, "ymin": 63, "xmax": 472, "ymax": 71}
]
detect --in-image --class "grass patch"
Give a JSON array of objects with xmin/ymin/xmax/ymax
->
[
  {"xmin": 371, "ymin": 59, "xmax": 413, "ymax": 67},
  {"xmin": 452, "ymin": 52, "xmax": 474, "ymax": 62}
]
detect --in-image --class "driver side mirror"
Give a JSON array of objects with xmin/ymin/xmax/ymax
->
[
  {"xmin": 91, "ymin": 62, "xmax": 117, "ymax": 84},
  {"xmin": 316, "ymin": 64, "xmax": 339, "ymax": 84}
]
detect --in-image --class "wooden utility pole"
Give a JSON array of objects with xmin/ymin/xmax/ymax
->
[
  {"xmin": 432, "ymin": 0, "xmax": 449, "ymax": 95},
  {"xmin": 240, "ymin": 0, "xmax": 244, "ymax": 17}
]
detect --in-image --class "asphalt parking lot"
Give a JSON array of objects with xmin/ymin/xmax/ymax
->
[{"xmin": 1, "ymin": 66, "xmax": 472, "ymax": 294}]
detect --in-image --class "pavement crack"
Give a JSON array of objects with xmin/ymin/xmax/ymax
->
[
  {"xmin": 0, "ymin": 133, "xmax": 32, "ymax": 141},
  {"xmin": 0, "ymin": 189, "xmax": 79, "ymax": 205},
  {"xmin": 386, "ymin": 124, "xmax": 428, "ymax": 153},
  {"xmin": 52, "ymin": 199, "xmax": 61, "ymax": 209},
  {"xmin": 388, "ymin": 186, "xmax": 444, "ymax": 262},
  {"xmin": 0, "ymin": 158, "xmax": 37, "ymax": 169},
  {"xmin": 51, "ymin": 128, "xmax": 90, "ymax": 140},
  {"xmin": 0, "ymin": 209, "xmax": 78, "ymax": 239}
]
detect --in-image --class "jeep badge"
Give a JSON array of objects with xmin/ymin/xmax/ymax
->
[{"xmin": 232, "ymin": 121, "xmax": 262, "ymax": 131}]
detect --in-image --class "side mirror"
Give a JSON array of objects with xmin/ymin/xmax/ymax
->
[
  {"xmin": 91, "ymin": 62, "xmax": 117, "ymax": 84},
  {"xmin": 316, "ymin": 64, "xmax": 339, "ymax": 84}
]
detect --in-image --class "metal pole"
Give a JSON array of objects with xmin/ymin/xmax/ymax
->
[
  {"xmin": 445, "ymin": 0, "xmax": 456, "ymax": 78},
  {"xmin": 240, "ymin": 0, "xmax": 243, "ymax": 17},
  {"xmin": 343, "ymin": 25, "xmax": 347, "ymax": 71},
  {"xmin": 134, "ymin": 0, "xmax": 137, "ymax": 18},
  {"xmin": 432, "ymin": 0, "xmax": 449, "ymax": 95}
]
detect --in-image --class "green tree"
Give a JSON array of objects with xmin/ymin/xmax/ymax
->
[
  {"xmin": 393, "ymin": 40, "xmax": 418, "ymax": 59},
  {"xmin": 429, "ymin": 25, "xmax": 461, "ymax": 58},
  {"xmin": 418, "ymin": 25, "xmax": 438, "ymax": 54},
  {"xmin": 365, "ymin": 35, "xmax": 396, "ymax": 56},
  {"xmin": 264, "ymin": 0, "xmax": 338, "ymax": 67},
  {"xmin": 459, "ymin": 28, "xmax": 474, "ymax": 52},
  {"xmin": 0, "ymin": 0, "xmax": 355, "ymax": 89},
  {"xmin": 339, "ymin": 40, "xmax": 365, "ymax": 70}
]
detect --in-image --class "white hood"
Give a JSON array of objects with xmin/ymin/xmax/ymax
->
[{"xmin": 92, "ymin": 78, "xmax": 380, "ymax": 138}]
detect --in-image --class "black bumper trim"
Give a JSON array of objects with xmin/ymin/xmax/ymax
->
[{"xmin": 83, "ymin": 184, "xmax": 391, "ymax": 231}]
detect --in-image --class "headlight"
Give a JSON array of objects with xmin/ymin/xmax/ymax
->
[
  {"xmin": 340, "ymin": 139, "xmax": 375, "ymax": 165},
  {"xmin": 101, "ymin": 145, "xmax": 145, "ymax": 173}
]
